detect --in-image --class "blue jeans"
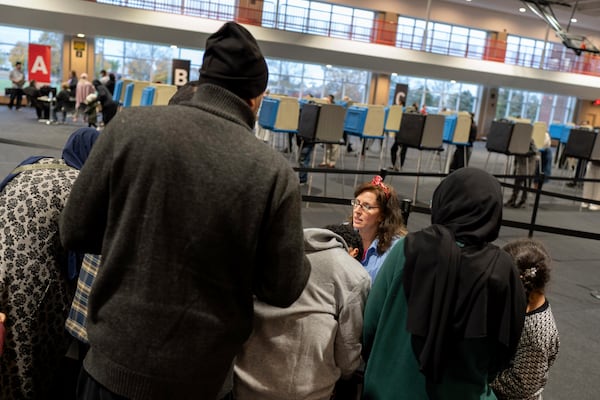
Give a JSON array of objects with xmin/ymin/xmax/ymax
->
[{"xmin": 298, "ymin": 141, "xmax": 314, "ymax": 183}]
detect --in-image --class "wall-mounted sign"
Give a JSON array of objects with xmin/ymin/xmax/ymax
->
[
  {"xmin": 28, "ymin": 43, "xmax": 51, "ymax": 84},
  {"xmin": 73, "ymin": 40, "xmax": 86, "ymax": 51},
  {"xmin": 172, "ymin": 59, "xmax": 190, "ymax": 87}
]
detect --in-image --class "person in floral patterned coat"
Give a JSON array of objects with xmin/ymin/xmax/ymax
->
[{"xmin": 0, "ymin": 127, "xmax": 100, "ymax": 399}]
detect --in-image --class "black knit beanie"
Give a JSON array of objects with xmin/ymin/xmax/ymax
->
[{"xmin": 199, "ymin": 22, "xmax": 268, "ymax": 99}]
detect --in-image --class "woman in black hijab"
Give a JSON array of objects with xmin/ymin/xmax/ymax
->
[
  {"xmin": 92, "ymin": 79, "xmax": 118, "ymax": 126},
  {"xmin": 362, "ymin": 167, "xmax": 527, "ymax": 400}
]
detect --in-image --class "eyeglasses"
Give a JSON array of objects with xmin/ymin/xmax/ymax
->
[{"xmin": 351, "ymin": 199, "xmax": 380, "ymax": 212}]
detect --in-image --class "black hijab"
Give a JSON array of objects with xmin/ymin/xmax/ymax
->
[{"xmin": 403, "ymin": 167, "xmax": 526, "ymax": 383}]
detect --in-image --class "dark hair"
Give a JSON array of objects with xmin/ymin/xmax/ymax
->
[
  {"xmin": 351, "ymin": 180, "xmax": 406, "ymax": 254},
  {"xmin": 503, "ymin": 238, "xmax": 551, "ymax": 299},
  {"xmin": 15, "ymin": 61, "xmax": 22, "ymax": 66},
  {"xmin": 325, "ymin": 224, "xmax": 363, "ymax": 261}
]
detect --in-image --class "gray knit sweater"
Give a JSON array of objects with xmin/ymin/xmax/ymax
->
[
  {"xmin": 234, "ymin": 228, "xmax": 371, "ymax": 400},
  {"xmin": 59, "ymin": 84, "xmax": 310, "ymax": 400},
  {"xmin": 491, "ymin": 301, "xmax": 560, "ymax": 400}
]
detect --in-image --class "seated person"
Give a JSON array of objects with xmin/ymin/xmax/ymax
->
[
  {"xmin": 234, "ymin": 227, "xmax": 371, "ymax": 400},
  {"xmin": 23, "ymin": 81, "xmax": 54, "ymax": 120},
  {"xmin": 23, "ymin": 80, "xmax": 44, "ymax": 119},
  {"xmin": 54, "ymin": 83, "xmax": 73, "ymax": 123}
]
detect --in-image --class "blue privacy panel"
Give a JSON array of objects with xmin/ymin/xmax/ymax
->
[
  {"xmin": 442, "ymin": 114, "xmax": 457, "ymax": 143},
  {"xmin": 258, "ymin": 97, "xmax": 280, "ymax": 129},
  {"xmin": 343, "ymin": 105, "xmax": 367, "ymax": 134}
]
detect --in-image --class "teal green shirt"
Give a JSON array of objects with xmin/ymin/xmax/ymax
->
[{"xmin": 362, "ymin": 238, "xmax": 499, "ymax": 400}]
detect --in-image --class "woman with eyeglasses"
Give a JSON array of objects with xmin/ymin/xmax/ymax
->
[{"xmin": 350, "ymin": 176, "xmax": 407, "ymax": 283}]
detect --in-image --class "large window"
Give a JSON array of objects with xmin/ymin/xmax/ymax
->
[
  {"xmin": 262, "ymin": 0, "xmax": 374, "ymax": 42},
  {"xmin": 266, "ymin": 59, "xmax": 370, "ymax": 103},
  {"xmin": 506, "ymin": 35, "xmax": 546, "ymax": 69},
  {"xmin": 0, "ymin": 25, "xmax": 62, "ymax": 92},
  {"xmin": 96, "ymin": 37, "xmax": 204, "ymax": 83},
  {"xmin": 496, "ymin": 87, "xmax": 576, "ymax": 124},
  {"xmin": 389, "ymin": 75, "xmax": 481, "ymax": 116},
  {"xmin": 397, "ymin": 17, "xmax": 487, "ymax": 59},
  {"xmin": 95, "ymin": 35, "xmax": 370, "ymax": 102},
  {"xmin": 396, "ymin": 17, "xmax": 426, "ymax": 50}
]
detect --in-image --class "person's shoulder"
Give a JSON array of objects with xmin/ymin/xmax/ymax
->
[{"xmin": 313, "ymin": 247, "xmax": 370, "ymax": 287}]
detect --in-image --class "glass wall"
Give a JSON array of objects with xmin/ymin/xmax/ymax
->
[
  {"xmin": 95, "ymin": 37, "xmax": 204, "ymax": 83},
  {"xmin": 389, "ymin": 75, "xmax": 481, "ymax": 116},
  {"xmin": 95, "ymin": 35, "xmax": 370, "ymax": 102},
  {"xmin": 496, "ymin": 87, "xmax": 576, "ymax": 124},
  {"xmin": 0, "ymin": 25, "xmax": 63, "ymax": 92},
  {"xmin": 397, "ymin": 16, "xmax": 489, "ymax": 59},
  {"xmin": 262, "ymin": 0, "xmax": 374, "ymax": 42},
  {"xmin": 264, "ymin": 59, "xmax": 369, "ymax": 102}
]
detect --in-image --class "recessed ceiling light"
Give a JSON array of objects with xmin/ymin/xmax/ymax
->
[
  {"xmin": 76, "ymin": 33, "xmax": 85, "ymax": 38},
  {"xmin": 391, "ymin": 72, "xmax": 398, "ymax": 76},
  {"xmin": 466, "ymin": 0, "xmax": 472, "ymax": 2},
  {"xmin": 170, "ymin": 45, "xmax": 178, "ymax": 49},
  {"xmin": 519, "ymin": 7, "xmax": 526, "ymax": 13},
  {"xmin": 571, "ymin": 18, "xmax": 578, "ymax": 23},
  {"xmin": 326, "ymin": 64, "xmax": 332, "ymax": 69},
  {"xmin": 450, "ymin": 80, "xmax": 457, "ymax": 84}
]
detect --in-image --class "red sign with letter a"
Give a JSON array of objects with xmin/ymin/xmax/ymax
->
[{"xmin": 28, "ymin": 44, "xmax": 51, "ymax": 84}]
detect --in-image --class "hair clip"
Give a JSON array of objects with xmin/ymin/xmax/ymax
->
[
  {"xmin": 371, "ymin": 175, "xmax": 391, "ymax": 199},
  {"xmin": 523, "ymin": 267, "xmax": 537, "ymax": 279}
]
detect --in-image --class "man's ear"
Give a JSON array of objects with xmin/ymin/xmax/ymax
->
[
  {"xmin": 246, "ymin": 93, "xmax": 264, "ymax": 116},
  {"xmin": 349, "ymin": 247, "xmax": 359, "ymax": 259}
]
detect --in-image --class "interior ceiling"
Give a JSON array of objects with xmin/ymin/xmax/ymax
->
[{"xmin": 443, "ymin": 0, "xmax": 600, "ymax": 32}]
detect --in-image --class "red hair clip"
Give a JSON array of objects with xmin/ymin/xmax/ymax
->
[{"xmin": 371, "ymin": 175, "xmax": 390, "ymax": 199}]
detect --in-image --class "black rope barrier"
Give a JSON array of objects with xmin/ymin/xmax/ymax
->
[{"xmin": 297, "ymin": 168, "xmax": 600, "ymax": 241}]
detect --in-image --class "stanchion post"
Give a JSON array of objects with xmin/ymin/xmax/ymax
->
[{"xmin": 528, "ymin": 173, "xmax": 544, "ymax": 238}]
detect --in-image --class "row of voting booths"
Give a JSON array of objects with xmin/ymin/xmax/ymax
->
[
  {"xmin": 112, "ymin": 79, "xmax": 178, "ymax": 108},
  {"xmin": 257, "ymin": 94, "xmax": 476, "ymax": 199},
  {"xmin": 486, "ymin": 117, "xmax": 600, "ymax": 167},
  {"xmin": 259, "ymin": 94, "xmax": 600, "ymax": 201},
  {"xmin": 257, "ymin": 95, "xmax": 399, "ymax": 191}
]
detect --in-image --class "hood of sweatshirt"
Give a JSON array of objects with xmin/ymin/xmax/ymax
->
[{"xmin": 304, "ymin": 228, "xmax": 348, "ymax": 253}]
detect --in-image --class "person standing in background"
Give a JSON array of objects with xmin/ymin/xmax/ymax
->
[
  {"xmin": 99, "ymin": 69, "xmax": 109, "ymax": 85},
  {"xmin": 449, "ymin": 112, "xmax": 478, "ymax": 172},
  {"xmin": 74, "ymin": 73, "xmax": 95, "ymax": 123},
  {"xmin": 92, "ymin": 79, "xmax": 118, "ymax": 126},
  {"xmin": 105, "ymin": 73, "xmax": 116, "ymax": 95},
  {"xmin": 68, "ymin": 71, "xmax": 78, "ymax": 96},
  {"xmin": 8, "ymin": 61, "xmax": 25, "ymax": 110}
]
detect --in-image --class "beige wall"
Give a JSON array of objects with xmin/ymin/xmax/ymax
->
[
  {"xmin": 62, "ymin": 35, "xmax": 95, "ymax": 82},
  {"xmin": 369, "ymin": 73, "xmax": 390, "ymax": 105},
  {"xmin": 576, "ymin": 100, "xmax": 600, "ymax": 126}
]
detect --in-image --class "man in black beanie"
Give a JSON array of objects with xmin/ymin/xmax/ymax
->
[{"xmin": 60, "ymin": 21, "xmax": 310, "ymax": 400}]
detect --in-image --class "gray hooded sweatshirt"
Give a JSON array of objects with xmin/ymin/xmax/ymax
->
[{"xmin": 234, "ymin": 228, "xmax": 371, "ymax": 400}]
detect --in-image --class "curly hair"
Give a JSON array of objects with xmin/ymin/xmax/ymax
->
[
  {"xmin": 351, "ymin": 180, "xmax": 407, "ymax": 254},
  {"xmin": 503, "ymin": 238, "xmax": 551, "ymax": 299},
  {"xmin": 325, "ymin": 223, "xmax": 363, "ymax": 261}
]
